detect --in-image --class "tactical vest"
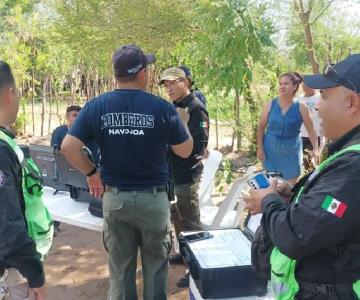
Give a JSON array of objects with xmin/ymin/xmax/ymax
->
[
  {"xmin": 270, "ymin": 144, "xmax": 360, "ymax": 299},
  {"xmin": 0, "ymin": 131, "xmax": 53, "ymax": 259}
]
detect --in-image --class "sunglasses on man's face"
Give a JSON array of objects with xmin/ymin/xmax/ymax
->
[{"xmin": 323, "ymin": 64, "xmax": 358, "ymax": 93}]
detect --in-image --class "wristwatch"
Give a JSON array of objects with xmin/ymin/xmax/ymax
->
[{"xmin": 86, "ymin": 166, "xmax": 97, "ymax": 177}]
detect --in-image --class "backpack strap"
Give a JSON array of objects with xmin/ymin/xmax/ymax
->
[
  {"xmin": 303, "ymin": 144, "xmax": 360, "ymax": 192},
  {"xmin": 0, "ymin": 130, "xmax": 25, "ymax": 166}
]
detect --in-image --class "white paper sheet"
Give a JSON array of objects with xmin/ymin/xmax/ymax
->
[{"xmin": 185, "ymin": 229, "xmax": 252, "ymax": 268}]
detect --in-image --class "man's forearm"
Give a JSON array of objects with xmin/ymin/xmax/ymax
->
[
  {"xmin": 257, "ymin": 125, "xmax": 264, "ymax": 149},
  {"xmin": 61, "ymin": 135, "xmax": 95, "ymax": 175}
]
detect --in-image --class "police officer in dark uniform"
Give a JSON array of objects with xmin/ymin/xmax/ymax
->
[
  {"xmin": 245, "ymin": 54, "xmax": 360, "ymax": 300},
  {"xmin": 160, "ymin": 67, "xmax": 209, "ymax": 287},
  {"xmin": 0, "ymin": 62, "xmax": 46, "ymax": 299},
  {"xmin": 61, "ymin": 45, "xmax": 193, "ymax": 300}
]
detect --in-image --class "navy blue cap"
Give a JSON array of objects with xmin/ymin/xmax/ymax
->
[
  {"xmin": 304, "ymin": 54, "xmax": 360, "ymax": 93},
  {"xmin": 179, "ymin": 65, "xmax": 192, "ymax": 81},
  {"xmin": 112, "ymin": 45, "xmax": 156, "ymax": 77}
]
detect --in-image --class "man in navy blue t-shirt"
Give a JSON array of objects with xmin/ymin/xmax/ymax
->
[
  {"xmin": 51, "ymin": 105, "xmax": 100, "ymax": 234},
  {"xmin": 51, "ymin": 105, "xmax": 100, "ymax": 166},
  {"xmin": 61, "ymin": 45, "xmax": 193, "ymax": 300}
]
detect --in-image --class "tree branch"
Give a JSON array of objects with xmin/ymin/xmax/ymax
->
[{"xmin": 310, "ymin": 0, "xmax": 335, "ymax": 25}]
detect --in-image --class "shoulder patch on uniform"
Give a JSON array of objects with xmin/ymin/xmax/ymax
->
[
  {"xmin": 200, "ymin": 121, "xmax": 208, "ymax": 128},
  {"xmin": 0, "ymin": 170, "xmax": 5, "ymax": 187},
  {"xmin": 321, "ymin": 195, "xmax": 347, "ymax": 218}
]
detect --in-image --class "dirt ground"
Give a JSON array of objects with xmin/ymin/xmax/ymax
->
[
  {"xmin": 18, "ymin": 122, "xmax": 252, "ymax": 300},
  {"xmin": 45, "ymin": 224, "xmax": 189, "ymax": 300}
]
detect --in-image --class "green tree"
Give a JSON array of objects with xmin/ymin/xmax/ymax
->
[{"xmin": 189, "ymin": 0, "xmax": 274, "ymax": 151}]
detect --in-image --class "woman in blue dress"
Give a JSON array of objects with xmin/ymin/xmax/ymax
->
[{"xmin": 257, "ymin": 72, "xmax": 319, "ymax": 184}]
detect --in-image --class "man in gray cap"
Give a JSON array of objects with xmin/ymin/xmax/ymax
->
[
  {"xmin": 62, "ymin": 45, "xmax": 193, "ymax": 300},
  {"xmin": 244, "ymin": 54, "xmax": 360, "ymax": 299},
  {"xmin": 160, "ymin": 67, "xmax": 209, "ymax": 287}
]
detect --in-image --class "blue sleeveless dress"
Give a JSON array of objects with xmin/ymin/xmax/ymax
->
[{"xmin": 263, "ymin": 98, "xmax": 303, "ymax": 180}]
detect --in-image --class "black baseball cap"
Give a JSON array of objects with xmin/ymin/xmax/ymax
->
[
  {"xmin": 304, "ymin": 54, "xmax": 360, "ymax": 93},
  {"xmin": 179, "ymin": 65, "xmax": 192, "ymax": 81},
  {"xmin": 112, "ymin": 44, "xmax": 156, "ymax": 77}
]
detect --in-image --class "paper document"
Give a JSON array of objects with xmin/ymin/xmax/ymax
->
[{"xmin": 186, "ymin": 229, "xmax": 252, "ymax": 268}]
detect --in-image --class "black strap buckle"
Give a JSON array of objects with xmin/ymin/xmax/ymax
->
[{"xmin": 314, "ymin": 283, "xmax": 336, "ymax": 295}]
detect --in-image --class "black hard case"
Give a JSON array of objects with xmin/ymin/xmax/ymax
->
[{"xmin": 179, "ymin": 215, "xmax": 267, "ymax": 299}]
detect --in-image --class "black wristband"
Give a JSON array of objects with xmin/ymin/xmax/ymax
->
[{"xmin": 86, "ymin": 166, "xmax": 97, "ymax": 177}]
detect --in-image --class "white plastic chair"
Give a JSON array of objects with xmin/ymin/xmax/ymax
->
[
  {"xmin": 200, "ymin": 166, "xmax": 257, "ymax": 229},
  {"xmin": 198, "ymin": 149, "xmax": 223, "ymax": 206}
]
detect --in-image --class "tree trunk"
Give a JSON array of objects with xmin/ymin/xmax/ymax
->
[
  {"xmin": 71, "ymin": 69, "xmax": 75, "ymax": 105},
  {"xmin": 235, "ymin": 89, "xmax": 241, "ymax": 151},
  {"xmin": 326, "ymin": 41, "xmax": 332, "ymax": 64},
  {"xmin": 108, "ymin": 51, "xmax": 113, "ymax": 91},
  {"xmin": 31, "ymin": 67, "xmax": 35, "ymax": 135},
  {"xmin": 55, "ymin": 89, "xmax": 59, "ymax": 117},
  {"xmin": 215, "ymin": 110, "xmax": 219, "ymax": 150},
  {"xmin": 303, "ymin": 21, "xmax": 320, "ymax": 73},
  {"xmin": 295, "ymin": 0, "xmax": 320, "ymax": 74},
  {"xmin": 48, "ymin": 76, "xmax": 52, "ymax": 134},
  {"xmin": 22, "ymin": 82, "xmax": 26, "ymax": 134},
  {"xmin": 94, "ymin": 74, "xmax": 99, "ymax": 97},
  {"xmin": 41, "ymin": 76, "xmax": 47, "ymax": 136},
  {"xmin": 243, "ymin": 82, "xmax": 258, "ymax": 156}
]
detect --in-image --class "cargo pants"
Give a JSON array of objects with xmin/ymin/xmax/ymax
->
[
  {"xmin": 171, "ymin": 178, "xmax": 202, "ymax": 238},
  {"xmin": 103, "ymin": 186, "xmax": 171, "ymax": 300}
]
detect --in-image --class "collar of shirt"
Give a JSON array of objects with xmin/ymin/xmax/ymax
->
[
  {"xmin": 0, "ymin": 126, "xmax": 15, "ymax": 139},
  {"xmin": 327, "ymin": 124, "xmax": 360, "ymax": 155},
  {"xmin": 174, "ymin": 92, "xmax": 194, "ymax": 108}
]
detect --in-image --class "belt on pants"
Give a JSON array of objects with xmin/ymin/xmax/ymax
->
[{"xmin": 105, "ymin": 185, "xmax": 167, "ymax": 193}]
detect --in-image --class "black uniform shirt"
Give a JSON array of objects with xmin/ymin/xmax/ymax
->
[
  {"xmin": 172, "ymin": 93, "xmax": 209, "ymax": 184},
  {"xmin": 261, "ymin": 124, "xmax": 360, "ymax": 284},
  {"xmin": 0, "ymin": 126, "xmax": 44, "ymax": 288}
]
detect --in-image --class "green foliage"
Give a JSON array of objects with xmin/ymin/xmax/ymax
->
[
  {"xmin": 288, "ymin": 14, "xmax": 360, "ymax": 71},
  {"xmin": 0, "ymin": 0, "xmax": 359, "ymax": 154},
  {"xmin": 215, "ymin": 158, "xmax": 234, "ymax": 193},
  {"xmin": 51, "ymin": 0, "xmax": 190, "ymax": 74},
  {"xmin": 13, "ymin": 96, "xmax": 28, "ymax": 135},
  {"xmin": 189, "ymin": 0, "xmax": 275, "ymax": 94}
]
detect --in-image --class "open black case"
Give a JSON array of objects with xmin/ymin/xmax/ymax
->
[
  {"xmin": 53, "ymin": 149, "xmax": 103, "ymax": 218},
  {"xmin": 179, "ymin": 213, "xmax": 267, "ymax": 299},
  {"xmin": 29, "ymin": 144, "xmax": 67, "ymax": 191},
  {"xmin": 29, "ymin": 144, "xmax": 103, "ymax": 218}
]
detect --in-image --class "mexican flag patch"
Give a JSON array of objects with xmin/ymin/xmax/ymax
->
[
  {"xmin": 321, "ymin": 195, "xmax": 348, "ymax": 218},
  {"xmin": 200, "ymin": 121, "xmax": 208, "ymax": 128}
]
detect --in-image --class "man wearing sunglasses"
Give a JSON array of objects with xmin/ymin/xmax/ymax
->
[{"xmin": 244, "ymin": 54, "xmax": 360, "ymax": 299}]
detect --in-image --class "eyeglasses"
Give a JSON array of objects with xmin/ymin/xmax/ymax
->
[
  {"xmin": 162, "ymin": 78, "xmax": 184, "ymax": 88},
  {"xmin": 323, "ymin": 64, "xmax": 358, "ymax": 93}
]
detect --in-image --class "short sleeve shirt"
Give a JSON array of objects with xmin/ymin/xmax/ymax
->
[
  {"xmin": 299, "ymin": 94, "xmax": 321, "ymax": 137},
  {"xmin": 51, "ymin": 125, "xmax": 101, "ymax": 166},
  {"xmin": 68, "ymin": 89, "xmax": 188, "ymax": 189}
]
